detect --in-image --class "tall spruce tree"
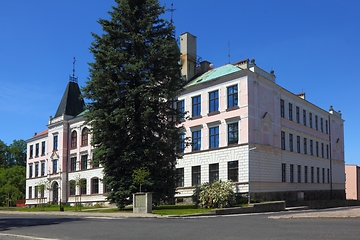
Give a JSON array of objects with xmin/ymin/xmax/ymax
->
[{"xmin": 83, "ymin": 0, "xmax": 186, "ymax": 209}]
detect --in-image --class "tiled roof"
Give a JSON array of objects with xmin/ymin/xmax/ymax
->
[
  {"xmin": 33, "ymin": 130, "xmax": 48, "ymax": 138},
  {"xmin": 185, "ymin": 64, "xmax": 242, "ymax": 88}
]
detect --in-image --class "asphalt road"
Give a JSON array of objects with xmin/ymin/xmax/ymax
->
[{"xmin": 0, "ymin": 211, "xmax": 360, "ymax": 240}]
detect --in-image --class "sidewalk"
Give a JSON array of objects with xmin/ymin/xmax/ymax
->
[{"xmin": 270, "ymin": 206, "xmax": 360, "ymax": 219}]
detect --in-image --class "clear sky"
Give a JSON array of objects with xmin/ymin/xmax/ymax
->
[{"xmin": 1, "ymin": 0, "xmax": 359, "ymax": 165}]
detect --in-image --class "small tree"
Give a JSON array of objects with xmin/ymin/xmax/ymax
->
[
  {"xmin": 195, "ymin": 180, "xmax": 236, "ymax": 209},
  {"xmin": 132, "ymin": 167, "xmax": 150, "ymax": 193}
]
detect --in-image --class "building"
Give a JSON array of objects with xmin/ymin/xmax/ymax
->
[
  {"xmin": 345, "ymin": 164, "xmax": 360, "ymax": 200},
  {"xmin": 175, "ymin": 32, "xmax": 345, "ymax": 203},
  {"xmin": 26, "ymin": 76, "xmax": 105, "ymax": 206},
  {"xmin": 26, "ymin": 32, "xmax": 345, "ymax": 206}
]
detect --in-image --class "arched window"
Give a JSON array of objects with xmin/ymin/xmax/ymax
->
[
  {"xmin": 91, "ymin": 177, "xmax": 99, "ymax": 194},
  {"xmin": 71, "ymin": 131, "xmax": 77, "ymax": 149},
  {"xmin": 69, "ymin": 180, "xmax": 76, "ymax": 196},
  {"xmin": 80, "ymin": 179, "xmax": 87, "ymax": 195},
  {"xmin": 81, "ymin": 127, "xmax": 89, "ymax": 146}
]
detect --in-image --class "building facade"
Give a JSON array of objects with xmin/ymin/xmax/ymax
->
[
  {"xmin": 175, "ymin": 32, "xmax": 345, "ymax": 203},
  {"xmin": 26, "ymin": 32, "xmax": 345, "ymax": 206},
  {"xmin": 26, "ymin": 80, "xmax": 105, "ymax": 206},
  {"xmin": 345, "ymin": 164, "xmax": 360, "ymax": 200}
]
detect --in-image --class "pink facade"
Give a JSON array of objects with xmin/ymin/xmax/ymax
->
[
  {"xmin": 175, "ymin": 32, "xmax": 345, "ymax": 202},
  {"xmin": 345, "ymin": 164, "xmax": 360, "ymax": 200}
]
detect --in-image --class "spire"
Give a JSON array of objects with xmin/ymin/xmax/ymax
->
[
  {"xmin": 54, "ymin": 58, "xmax": 85, "ymax": 118},
  {"xmin": 69, "ymin": 57, "xmax": 78, "ymax": 83}
]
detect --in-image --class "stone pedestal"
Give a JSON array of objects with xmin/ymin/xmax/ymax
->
[{"xmin": 133, "ymin": 192, "xmax": 152, "ymax": 214}]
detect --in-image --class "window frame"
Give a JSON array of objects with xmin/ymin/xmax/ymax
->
[
  {"xmin": 192, "ymin": 165, "xmax": 201, "ymax": 186},
  {"xmin": 209, "ymin": 163, "xmax": 219, "ymax": 184},
  {"xmin": 208, "ymin": 90, "xmax": 219, "ymax": 113},
  {"xmin": 209, "ymin": 126, "xmax": 219, "ymax": 149},
  {"xmin": 227, "ymin": 85, "xmax": 238, "ymax": 108},
  {"xmin": 192, "ymin": 95, "xmax": 201, "ymax": 117},
  {"xmin": 228, "ymin": 161, "xmax": 238, "ymax": 182}
]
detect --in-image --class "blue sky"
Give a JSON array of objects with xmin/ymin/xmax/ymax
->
[{"xmin": 1, "ymin": 0, "xmax": 359, "ymax": 165}]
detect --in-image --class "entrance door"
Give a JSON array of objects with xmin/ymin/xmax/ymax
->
[{"xmin": 52, "ymin": 182, "xmax": 58, "ymax": 204}]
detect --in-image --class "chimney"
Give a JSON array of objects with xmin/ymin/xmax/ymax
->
[
  {"xmin": 197, "ymin": 60, "xmax": 212, "ymax": 74},
  {"xmin": 180, "ymin": 32, "xmax": 197, "ymax": 81}
]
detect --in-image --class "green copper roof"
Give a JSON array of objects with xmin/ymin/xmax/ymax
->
[{"xmin": 185, "ymin": 64, "xmax": 242, "ymax": 88}]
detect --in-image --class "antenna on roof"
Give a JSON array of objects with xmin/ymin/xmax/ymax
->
[
  {"xmin": 167, "ymin": 3, "xmax": 176, "ymax": 24},
  {"xmin": 69, "ymin": 57, "xmax": 78, "ymax": 83},
  {"xmin": 228, "ymin": 41, "xmax": 231, "ymax": 64}
]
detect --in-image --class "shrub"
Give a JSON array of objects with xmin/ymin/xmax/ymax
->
[{"xmin": 195, "ymin": 180, "xmax": 235, "ymax": 208}]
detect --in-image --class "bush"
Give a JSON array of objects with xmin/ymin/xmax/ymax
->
[{"xmin": 194, "ymin": 180, "xmax": 236, "ymax": 209}]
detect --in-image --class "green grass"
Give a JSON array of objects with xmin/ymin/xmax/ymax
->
[{"xmin": 1, "ymin": 204, "xmax": 213, "ymax": 216}]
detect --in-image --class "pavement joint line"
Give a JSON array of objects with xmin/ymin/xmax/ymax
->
[{"xmin": 0, "ymin": 233, "xmax": 58, "ymax": 240}]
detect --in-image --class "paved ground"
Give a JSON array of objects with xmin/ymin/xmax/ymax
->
[
  {"xmin": 270, "ymin": 206, "xmax": 360, "ymax": 219},
  {"xmin": 2, "ymin": 206, "xmax": 360, "ymax": 219}
]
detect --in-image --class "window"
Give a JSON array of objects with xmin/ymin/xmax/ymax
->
[
  {"xmin": 69, "ymin": 180, "xmax": 76, "ymax": 196},
  {"xmin": 40, "ymin": 186, "xmax": 44, "ymax": 198},
  {"xmin": 309, "ymin": 113, "xmax": 313, "ymax": 128},
  {"xmin": 303, "ymin": 110, "xmax": 306, "ymax": 126},
  {"xmin": 289, "ymin": 134, "xmax": 293, "ymax": 152},
  {"xmin": 303, "ymin": 138, "xmax": 307, "ymax": 154},
  {"xmin": 29, "ymin": 164, "xmax": 33, "ymax": 178},
  {"xmin": 35, "ymin": 186, "xmax": 38, "ymax": 198},
  {"xmin": 209, "ymin": 163, "xmax": 219, "ymax": 183},
  {"xmin": 177, "ymin": 134, "xmax": 185, "ymax": 153},
  {"xmin": 316, "ymin": 141, "xmax": 319, "ymax": 157},
  {"xmin": 327, "ymin": 169, "xmax": 330, "ymax": 183},
  {"xmin": 209, "ymin": 90, "xmax": 219, "ymax": 113},
  {"xmin": 327, "ymin": 144, "xmax": 329, "ymax": 159},
  {"xmin": 209, "ymin": 126, "xmax": 219, "ymax": 149},
  {"xmin": 317, "ymin": 167, "xmax": 320, "ymax": 183},
  {"xmin": 81, "ymin": 155, "xmax": 88, "ymax": 170},
  {"xmin": 91, "ymin": 178, "xmax": 99, "ymax": 194},
  {"xmin": 282, "ymin": 163, "xmax": 286, "ymax": 182},
  {"xmin": 71, "ymin": 131, "xmax": 77, "ymax": 149},
  {"xmin": 315, "ymin": 115, "xmax": 318, "ymax": 130},
  {"xmin": 280, "ymin": 99, "xmax": 285, "ymax": 118},
  {"xmin": 30, "ymin": 145, "xmax": 33, "ymax": 158},
  {"xmin": 192, "ymin": 130, "xmax": 201, "ymax": 151},
  {"xmin": 325, "ymin": 120, "xmax": 328, "ymax": 134},
  {"xmin": 81, "ymin": 128, "xmax": 89, "ymax": 146},
  {"xmin": 297, "ymin": 136, "xmax": 300, "ymax": 153},
  {"xmin": 52, "ymin": 159, "xmax": 58, "ymax": 173},
  {"xmin": 311, "ymin": 167, "xmax": 314, "ymax": 183},
  {"xmin": 321, "ymin": 143, "xmax": 324, "ymax": 158},
  {"xmin": 227, "ymin": 85, "xmax": 238, "ymax": 108},
  {"xmin": 176, "ymin": 168, "xmax": 184, "ymax": 187},
  {"xmin": 35, "ymin": 143, "xmax": 39, "ymax": 157},
  {"xmin": 192, "ymin": 166, "xmax": 201, "ymax": 186},
  {"xmin": 41, "ymin": 141, "xmax": 46, "ymax": 155},
  {"xmin": 228, "ymin": 161, "xmax": 238, "ymax": 182},
  {"xmin": 192, "ymin": 95, "xmax": 201, "ymax": 117},
  {"xmin": 310, "ymin": 140, "xmax": 314, "ymax": 155},
  {"xmin": 29, "ymin": 186, "xmax": 32, "ymax": 199},
  {"xmin": 304, "ymin": 166, "xmax": 308, "ymax": 183},
  {"xmin": 297, "ymin": 165, "xmax": 301, "ymax": 183},
  {"xmin": 320, "ymin": 118, "xmax": 323, "ymax": 132},
  {"xmin": 80, "ymin": 179, "xmax": 87, "ymax": 195},
  {"xmin": 281, "ymin": 131, "xmax": 286, "ymax": 150},
  {"xmin": 41, "ymin": 162, "xmax": 45, "ymax": 176},
  {"xmin": 296, "ymin": 106, "xmax": 300, "ymax": 123},
  {"xmin": 53, "ymin": 135, "xmax": 58, "ymax": 150},
  {"xmin": 290, "ymin": 164, "xmax": 294, "ymax": 183},
  {"xmin": 228, "ymin": 123, "xmax": 238, "ymax": 145},
  {"xmin": 288, "ymin": 103, "xmax": 293, "ymax": 121},
  {"xmin": 322, "ymin": 168, "xmax": 325, "ymax": 183},
  {"xmin": 177, "ymin": 100, "xmax": 185, "ymax": 120},
  {"xmin": 70, "ymin": 157, "xmax": 76, "ymax": 172},
  {"xmin": 35, "ymin": 163, "xmax": 39, "ymax": 177}
]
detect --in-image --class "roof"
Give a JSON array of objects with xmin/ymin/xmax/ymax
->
[
  {"xmin": 54, "ymin": 81, "xmax": 85, "ymax": 118},
  {"xmin": 185, "ymin": 64, "xmax": 242, "ymax": 88}
]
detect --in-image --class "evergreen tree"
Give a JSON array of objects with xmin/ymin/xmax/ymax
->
[{"xmin": 83, "ymin": 0, "xmax": 186, "ymax": 209}]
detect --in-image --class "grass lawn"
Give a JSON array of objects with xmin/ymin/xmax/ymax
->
[{"xmin": 0, "ymin": 204, "xmax": 213, "ymax": 216}]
